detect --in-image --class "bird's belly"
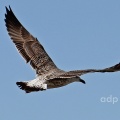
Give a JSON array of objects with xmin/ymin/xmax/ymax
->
[{"xmin": 46, "ymin": 79, "xmax": 74, "ymax": 89}]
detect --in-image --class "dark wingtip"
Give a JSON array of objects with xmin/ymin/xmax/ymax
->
[
  {"xmin": 105, "ymin": 62, "xmax": 120, "ymax": 72},
  {"xmin": 114, "ymin": 62, "xmax": 120, "ymax": 70},
  {"xmin": 5, "ymin": 5, "xmax": 12, "ymax": 13},
  {"xmin": 5, "ymin": 6, "xmax": 10, "ymax": 20},
  {"xmin": 5, "ymin": 6, "xmax": 9, "ymax": 13},
  {"xmin": 9, "ymin": 5, "xmax": 11, "ymax": 9}
]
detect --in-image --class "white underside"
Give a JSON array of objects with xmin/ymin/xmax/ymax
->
[
  {"xmin": 25, "ymin": 76, "xmax": 80, "ymax": 90},
  {"xmin": 26, "ymin": 77, "xmax": 47, "ymax": 90}
]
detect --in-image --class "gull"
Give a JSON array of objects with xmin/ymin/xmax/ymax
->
[{"xmin": 5, "ymin": 6, "xmax": 120, "ymax": 93}]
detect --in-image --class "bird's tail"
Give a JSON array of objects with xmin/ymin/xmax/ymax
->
[
  {"xmin": 16, "ymin": 81, "xmax": 41, "ymax": 93},
  {"xmin": 16, "ymin": 82, "xmax": 31, "ymax": 93}
]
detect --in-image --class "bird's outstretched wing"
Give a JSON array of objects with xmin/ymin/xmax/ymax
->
[
  {"xmin": 58, "ymin": 63, "xmax": 120, "ymax": 77},
  {"xmin": 5, "ymin": 6, "xmax": 58, "ymax": 75}
]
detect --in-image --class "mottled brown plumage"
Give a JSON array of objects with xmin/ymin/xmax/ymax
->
[{"xmin": 5, "ymin": 6, "xmax": 120, "ymax": 93}]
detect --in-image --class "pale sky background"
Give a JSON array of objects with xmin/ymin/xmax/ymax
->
[{"xmin": 0, "ymin": 0, "xmax": 120, "ymax": 120}]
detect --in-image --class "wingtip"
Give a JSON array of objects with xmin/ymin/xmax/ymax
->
[
  {"xmin": 5, "ymin": 6, "xmax": 9, "ymax": 12},
  {"xmin": 9, "ymin": 5, "xmax": 12, "ymax": 11},
  {"xmin": 104, "ymin": 62, "xmax": 120, "ymax": 72},
  {"xmin": 114, "ymin": 62, "xmax": 120, "ymax": 71},
  {"xmin": 5, "ymin": 5, "xmax": 12, "ymax": 12}
]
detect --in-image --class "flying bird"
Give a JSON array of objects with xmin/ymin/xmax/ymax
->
[{"xmin": 5, "ymin": 6, "xmax": 120, "ymax": 93}]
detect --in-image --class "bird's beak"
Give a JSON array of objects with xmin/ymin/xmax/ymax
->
[{"xmin": 79, "ymin": 78, "xmax": 86, "ymax": 84}]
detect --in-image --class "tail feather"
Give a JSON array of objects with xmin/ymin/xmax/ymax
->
[
  {"xmin": 16, "ymin": 82, "xmax": 27, "ymax": 89},
  {"xmin": 16, "ymin": 82, "xmax": 30, "ymax": 93},
  {"xmin": 16, "ymin": 81, "xmax": 41, "ymax": 93}
]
